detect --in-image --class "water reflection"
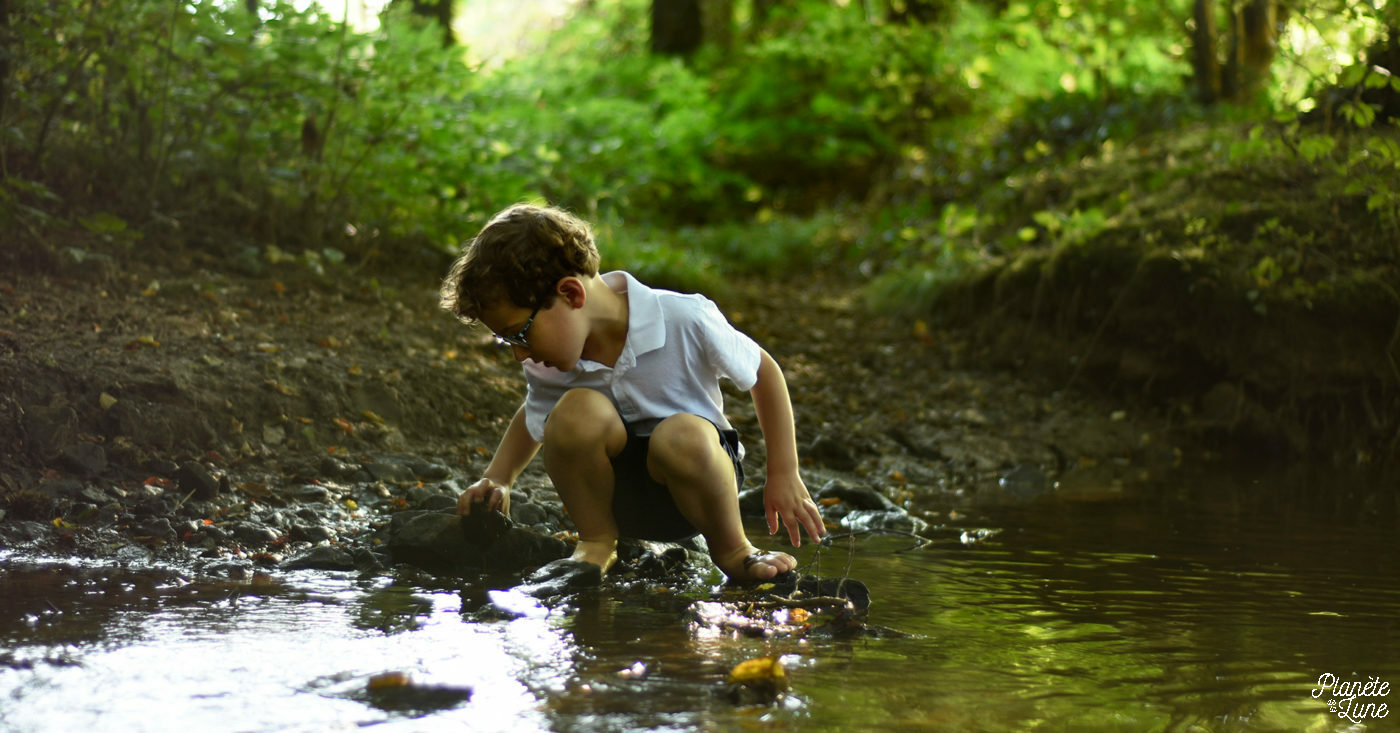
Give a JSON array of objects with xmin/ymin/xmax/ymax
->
[{"xmin": 1, "ymin": 466, "xmax": 1397, "ymax": 732}]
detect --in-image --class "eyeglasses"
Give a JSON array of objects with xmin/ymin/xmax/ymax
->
[{"xmin": 490, "ymin": 306, "xmax": 539, "ymax": 348}]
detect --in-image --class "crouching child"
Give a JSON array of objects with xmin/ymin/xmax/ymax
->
[{"xmin": 439, "ymin": 203, "xmax": 825, "ymax": 584}]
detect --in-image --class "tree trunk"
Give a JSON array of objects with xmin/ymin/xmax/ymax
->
[
  {"xmin": 701, "ymin": 0, "xmax": 733, "ymax": 56},
  {"xmin": 0, "ymin": 0, "xmax": 9, "ymax": 126},
  {"xmin": 1227, "ymin": 0, "xmax": 1278, "ymax": 99},
  {"xmin": 1191, "ymin": 0, "xmax": 1222, "ymax": 103},
  {"xmin": 652, "ymin": 0, "xmax": 703, "ymax": 56},
  {"xmin": 883, "ymin": 0, "xmax": 945, "ymax": 25},
  {"xmin": 403, "ymin": 0, "xmax": 454, "ymax": 47},
  {"xmin": 751, "ymin": 0, "xmax": 786, "ymax": 31}
]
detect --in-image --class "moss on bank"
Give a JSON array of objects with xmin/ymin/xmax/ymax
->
[{"xmin": 869, "ymin": 122, "xmax": 1400, "ymax": 470}]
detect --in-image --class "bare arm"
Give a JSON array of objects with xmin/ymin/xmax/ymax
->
[
  {"xmin": 457, "ymin": 403, "xmax": 541, "ymax": 516},
  {"xmin": 749, "ymin": 349, "xmax": 825, "ymax": 546}
]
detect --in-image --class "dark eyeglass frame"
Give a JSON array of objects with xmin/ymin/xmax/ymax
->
[{"xmin": 491, "ymin": 306, "xmax": 540, "ymax": 348}]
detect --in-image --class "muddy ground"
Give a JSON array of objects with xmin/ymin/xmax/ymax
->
[{"xmin": 0, "ymin": 236, "xmax": 1193, "ymax": 581}]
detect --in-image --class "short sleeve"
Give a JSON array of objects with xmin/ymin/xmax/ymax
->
[
  {"xmin": 522, "ymin": 364, "xmax": 567, "ymax": 442},
  {"xmin": 692, "ymin": 298, "xmax": 763, "ymax": 391}
]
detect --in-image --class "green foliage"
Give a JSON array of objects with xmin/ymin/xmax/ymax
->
[
  {"xmin": 3, "ymin": 0, "xmax": 1394, "ymax": 294},
  {"xmin": 3, "ymin": 0, "xmax": 477, "ymax": 257},
  {"xmin": 710, "ymin": 3, "xmax": 967, "ymax": 199}
]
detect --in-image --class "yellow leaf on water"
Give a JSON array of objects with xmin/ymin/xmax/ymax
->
[
  {"xmin": 361, "ymin": 410, "xmax": 386, "ymax": 425},
  {"xmin": 367, "ymin": 672, "xmax": 411, "ymax": 690},
  {"xmin": 728, "ymin": 657, "xmax": 787, "ymax": 687}
]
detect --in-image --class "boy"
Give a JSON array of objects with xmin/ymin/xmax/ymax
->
[{"xmin": 439, "ymin": 203, "xmax": 825, "ymax": 584}]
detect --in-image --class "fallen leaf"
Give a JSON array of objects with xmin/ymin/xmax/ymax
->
[
  {"xmin": 728, "ymin": 657, "xmax": 788, "ymax": 688},
  {"xmin": 368, "ymin": 672, "xmax": 411, "ymax": 690},
  {"xmin": 256, "ymin": 342, "xmax": 282, "ymax": 354},
  {"xmin": 360, "ymin": 410, "xmax": 386, "ymax": 425},
  {"xmin": 264, "ymin": 380, "xmax": 296, "ymax": 396},
  {"xmin": 99, "ymin": 392, "xmax": 118, "ymax": 410},
  {"xmin": 332, "ymin": 417, "xmax": 355, "ymax": 435}
]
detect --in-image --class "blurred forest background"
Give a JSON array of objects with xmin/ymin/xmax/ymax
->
[{"xmin": 2, "ymin": 0, "xmax": 1399, "ymax": 465}]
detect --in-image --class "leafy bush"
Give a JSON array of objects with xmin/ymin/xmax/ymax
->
[{"xmin": 709, "ymin": 2, "xmax": 969, "ymax": 206}]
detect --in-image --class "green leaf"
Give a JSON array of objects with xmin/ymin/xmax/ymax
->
[
  {"xmin": 1297, "ymin": 135, "xmax": 1335, "ymax": 162},
  {"xmin": 79, "ymin": 212, "xmax": 129, "ymax": 235}
]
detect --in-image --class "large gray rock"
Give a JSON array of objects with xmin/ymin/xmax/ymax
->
[{"xmin": 387, "ymin": 510, "xmax": 569, "ymax": 575}]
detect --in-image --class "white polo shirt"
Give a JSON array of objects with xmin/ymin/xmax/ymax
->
[{"xmin": 520, "ymin": 271, "xmax": 762, "ymax": 442}]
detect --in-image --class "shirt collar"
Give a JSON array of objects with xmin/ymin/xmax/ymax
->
[{"xmin": 601, "ymin": 270, "xmax": 665, "ymax": 365}]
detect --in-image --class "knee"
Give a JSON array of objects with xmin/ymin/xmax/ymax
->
[
  {"xmin": 648, "ymin": 414, "xmax": 726, "ymax": 481},
  {"xmin": 544, "ymin": 389, "xmax": 621, "ymax": 447}
]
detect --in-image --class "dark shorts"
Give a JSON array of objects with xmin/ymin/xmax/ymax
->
[{"xmin": 610, "ymin": 419, "xmax": 744, "ymax": 542}]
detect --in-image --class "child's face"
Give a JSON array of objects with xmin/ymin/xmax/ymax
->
[{"xmin": 480, "ymin": 297, "xmax": 584, "ymax": 372}]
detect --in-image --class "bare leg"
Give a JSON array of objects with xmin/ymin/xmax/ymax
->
[
  {"xmin": 543, "ymin": 389, "xmax": 627, "ymax": 573},
  {"xmin": 647, "ymin": 414, "xmax": 796, "ymax": 583}
]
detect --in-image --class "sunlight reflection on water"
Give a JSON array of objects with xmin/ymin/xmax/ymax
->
[{"xmin": 2, "ymin": 467, "xmax": 1398, "ymax": 732}]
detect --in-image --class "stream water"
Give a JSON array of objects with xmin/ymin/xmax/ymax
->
[{"xmin": 2, "ymin": 466, "xmax": 1396, "ymax": 732}]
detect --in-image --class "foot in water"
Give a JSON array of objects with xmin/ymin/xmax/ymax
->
[
  {"xmin": 569, "ymin": 538, "xmax": 618, "ymax": 574},
  {"xmin": 716, "ymin": 546, "xmax": 797, "ymax": 585}
]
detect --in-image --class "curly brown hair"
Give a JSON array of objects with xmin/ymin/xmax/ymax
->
[{"xmin": 439, "ymin": 203, "xmax": 601, "ymax": 324}]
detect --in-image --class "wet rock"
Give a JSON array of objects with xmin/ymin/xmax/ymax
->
[
  {"xmin": 814, "ymin": 480, "xmax": 902, "ymax": 512},
  {"xmin": 464, "ymin": 510, "xmax": 571, "ymax": 573},
  {"xmin": 0, "ymin": 520, "xmax": 52, "ymax": 545},
  {"xmin": 618, "ymin": 538, "xmax": 700, "ymax": 579},
  {"xmin": 59, "ymin": 442, "xmax": 107, "ymax": 478},
  {"xmin": 283, "ymin": 545, "xmax": 356, "ymax": 571},
  {"xmin": 112, "ymin": 544, "xmax": 154, "ymax": 565},
  {"xmin": 364, "ymin": 460, "xmax": 416, "ymax": 485},
  {"xmin": 318, "ymin": 455, "xmax": 361, "ymax": 481},
  {"xmin": 839, "ymin": 509, "xmax": 928, "ymax": 534},
  {"xmin": 508, "ymin": 501, "xmax": 550, "ymax": 527},
  {"xmin": 78, "ymin": 486, "xmax": 112, "ymax": 505},
  {"xmin": 754, "ymin": 573, "xmax": 872, "ymax": 615},
  {"xmin": 458, "ymin": 507, "xmax": 512, "ymax": 547},
  {"xmin": 202, "ymin": 558, "xmax": 253, "ymax": 579},
  {"xmin": 388, "ymin": 510, "xmax": 481, "ymax": 572},
  {"xmin": 362, "ymin": 677, "xmax": 472, "ymax": 713},
  {"xmin": 21, "ymin": 405, "xmax": 77, "ymax": 462},
  {"xmin": 290, "ymin": 523, "xmax": 335, "ymax": 543},
  {"xmin": 146, "ymin": 458, "xmax": 180, "ymax": 477},
  {"xmin": 131, "ymin": 517, "xmax": 177, "ymax": 542},
  {"xmin": 227, "ymin": 521, "xmax": 281, "ymax": 546},
  {"xmin": 405, "ymin": 484, "xmax": 456, "ymax": 512},
  {"xmin": 174, "ymin": 462, "xmax": 220, "ymax": 500},
  {"xmin": 353, "ymin": 547, "xmax": 387, "ymax": 575},
  {"xmin": 997, "ymin": 463, "xmax": 1053, "ymax": 499},
  {"xmin": 417, "ymin": 494, "xmax": 456, "ymax": 512},
  {"xmin": 39, "ymin": 478, "xmax": 85, "ymax": 500},
  {"xmin": 411, "ymin": 460, "xmax": 452, "ymax": 481},
  {"xmin": 287, "ymin": 484, "xmax": 333, "ymax": 503},
  {"xmin": 517, "ymin": 559, "xmax": 602, "ymax": 599}
]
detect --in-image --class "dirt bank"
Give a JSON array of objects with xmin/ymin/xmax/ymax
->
[{"xmin": 0, "ymin": 232, "xmax": 1194, "ymax": 565}]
